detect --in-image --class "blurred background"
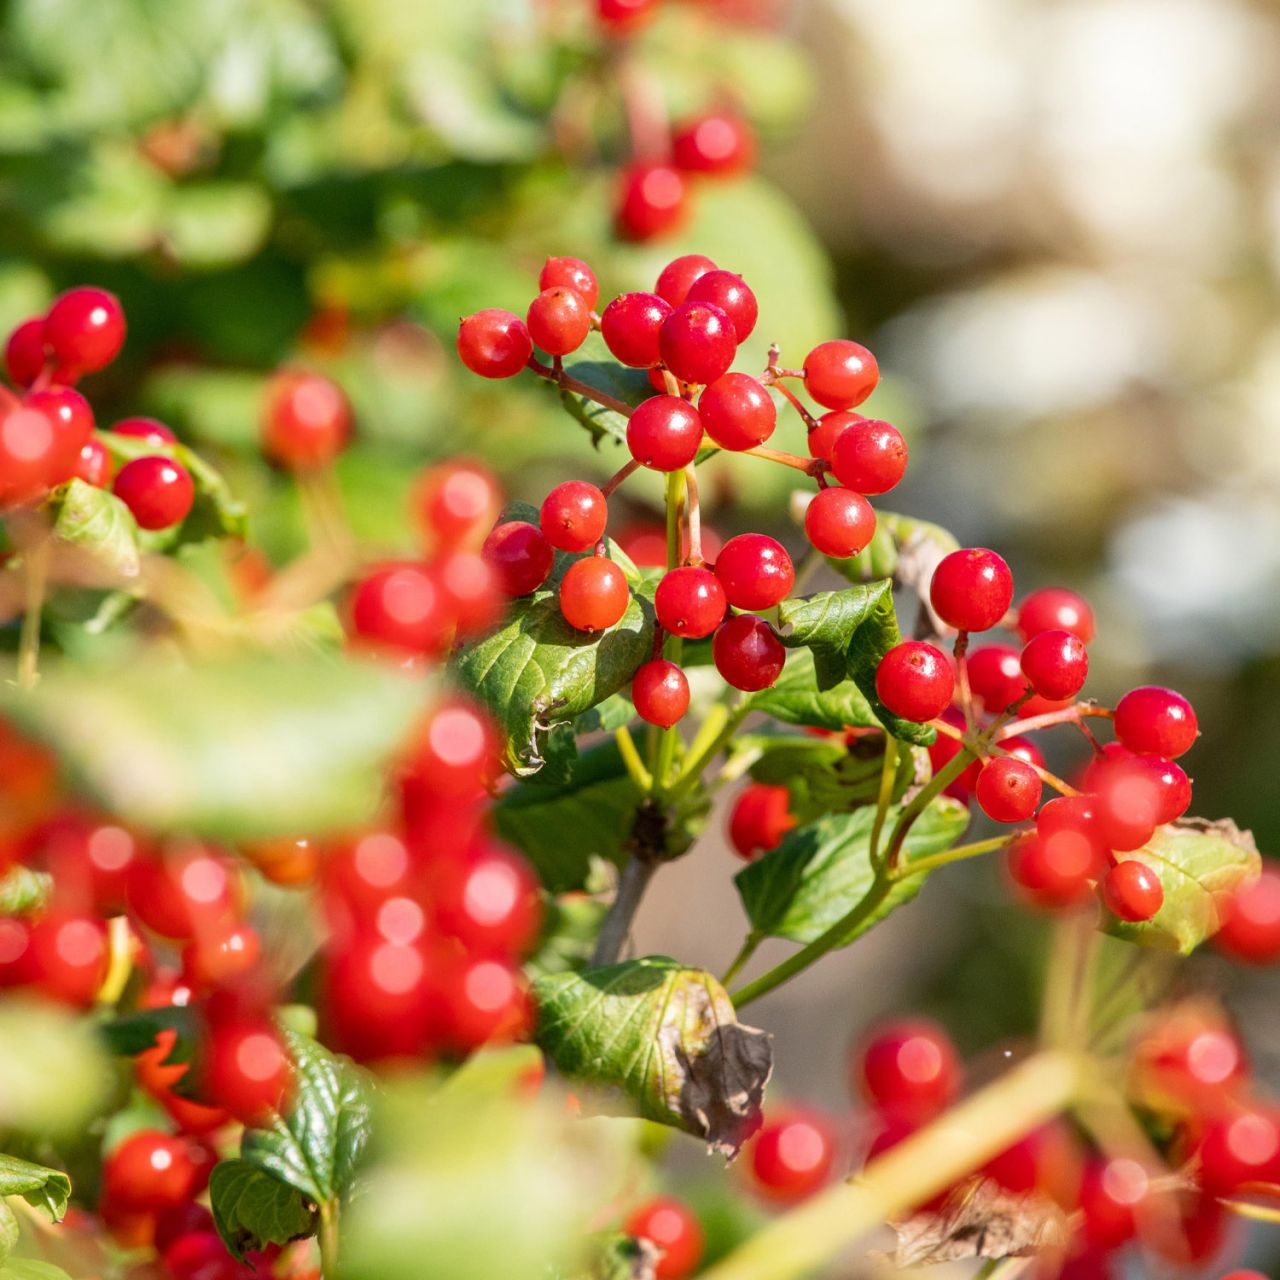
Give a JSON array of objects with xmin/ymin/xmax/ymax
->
[{"xmin": 3, "ymin": 0, "xmax": 1278, "ymax": 1267}]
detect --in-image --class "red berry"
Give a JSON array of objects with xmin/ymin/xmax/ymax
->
[
  {"xmin": 1197, "ymin": 1108, "xmax": 1280, "ymax": 1195},
  {"xmin": 625, "ymin": 1197, "xmax": 704, "ymax": 1280},
  {"xmin": 714, "ymin": 533, "xmax": 794, "ymax": 611},
  {"xmin": 856, "ymin": 1018, "xmax": 960, "ymax": 1118},
  {"xmin": 162, "ymin": 1230, "xmax": 242, "ymax": 1280},
  {"xmin": 728, "ymin": 783, "xmax": 795, "ymax": 860},
  {"xmin": 601, "ymin": 292, "xmax": 672, "ymax": 368},
  {"xmin": 686, "ymin": 271, "xmax": 757, "ymax": 342},
  {"xmin": 830, "ymin": 418, "xmax": 907, "ymax": 494},
  {"xmin": 28, "ymin": 913, "xmax": 107, "ymax": 1006},
  {"xmin": 262, "ymin": 371, "xmax": 352, "ymax": 469},
  {"xmin": 1215, "ymin": 868, "xmax": 1280, "ymax": 965},
  {"xmin": 481, "ymin": 521, "xmax": 554, "ymax": 596},
  {"xmin": 655, "ymin": 566, "xmax": 726, "ymax": 639},
  {"xmin": 1017, "ymin": 587, "xmax": 1095, "ymax": 644},
  {"xmin": 559, "ymin": 556, "xmax": 630, "ymax": 632},
  {"xmin": 112, "ymin": 456, "xmax": 195, "ymax": 530},
  {"xmin": 975, "ymin": 756, "xmax": 1042, "ymax": 823},
  {"xmin": 39, "ymin": 811, "xmax": 143, "ymax": 914},
  {"xmin": 154, "ymin": 1204, "xmax": 216, "ymax": 1257},
  {"xmin": 43, "ymin": 286, "xmax": 126, "ymax": 377},
  {"xmin": 616, "ymin": 164, "xmax": 688, "ymax": 241},
  {"xmin": 202, "ymin": 1018, "xmax": 292, "ymax": 1125},
  {"xmin": 540, "ymin": 481, "xmax": 608, "ymax": 552},
  {"xmin": 112, "ymin": 416, "xmax": 176, "ymax": 445},
  {"xmin": 807, "ymin": 410, "xmax": 862, "ymax": 463},
  {"xmin": 0, "ymin": 403, "xmax": 60, "ymax": 507},
  {"xmin": 526, "ymin": 286, "xmax": 591, "ymax": 356},
  {"xmin": 698, "ymin": 373, "xmax": 775, "ymax": 451},
  {"xmin": 436, "ymin": 550, "xmax": 502, "ymax": 636},
  {"xmin": 930, "ymin": 548, "xmax": 1014, "ymax": 633},
  {"xmin": 712, "ymin": 615, "xmax": 785, "ymax": 691},
  {"xmin": 456, "ymin": 309, "xmax": 533, "ymax": 378},
  {"xmin": 802, "ymin": 340, "xmax": 878, "ymax": 411},
  {"xmin": 672, "ymin": 112, "xmax": 755, "ymax": 177},
  {"xmin": 967, "ymin": 645, "xmax": 1027, "ymax": 713},
  {"xmin": 0, "ymin": 918, "xmax": 33, "ymax": 987},
  {"xmin": 349, "ymin": 562, "xmax": 445, "ymax": 656},
  {"xmin": 432, "ymin": 842, "xmax": 542, "ymax": 955},
  {"xmin": 1078, "ymin": 1157, "xmax": 1149, "ymax": 1249},
  {"xmin": 659, "ymin": 302, "xmax": 736, "ymax": 386},
  {"xmin": 403, "ymin": 698, "xmax": 500, "ymax": 799},
  {"xmin": 1036, "ymin": 795, "xmax": 1101, "ymax": 848},
  {"xmin": 415, "ymin": 459, "xmax": 501, "ymax": 548},
  {"xmin": 324, "ymin": 936, "xmax": 443, "ymax": 1061},
  {"xmin": 597, "ymin": 0, "xmax": 658, "ymax": 33},
  {"xmin": 1019, "ymin": 629, "xmax": 1088, "ymax": 701},
  {"xmin": 1006, "ymin": 832, "xmax": 1099, "ymax": 909},
  {"xmin": 5, "ymin": 317, "xmax": 45, "ymax": 388},
  {"xmin": 25, "ymin": 387, "xmax": 94, "ymax": 483},
  {"xmin": 633, "ymin": 659, "xmax": 690, "ymax": 728},
  {"xmin": 1113, "ymin": 686, "xmax": 1198, "ymax": 759},
  {"xmin": 1127, "ymin": 754, "xmax": 1191, "ymax": 825},
  {"xmin": 875, "ymin": 641, "xmax": 954, "ymax": 722},
  {"xmin": 748, "ymin": 1110, "xmax": 836, "ymax": 1203},
  {"xmin": 803, "ymin": 487, "xmax": 876, "ymax": 558},
  {"xmin": 655, "ymin": 254, "xmax": 717, "ymax": 307},
  {"xmin": 126, "ymin": 848, "xmax": 240, "ymax": 941},
  {"xmin": 1093, "ymin": 758, "xmax": 1162, "ymax": 851},
  {"xmin": 441, "ymin": 954, "xmax": 533, "ymax": 1051},
  {"xmin": 1102, "ymin": 860, "xmax": 1163, "ymax": 922},
  {"xmin": 183, "ymin": 921, "xmax": 262, "ymax": 988},
  {"xmin": 102, "ymin": 1131, "xmax": 205, "ymax": 1214},
  {"xmin": 627, "ymin": 395, "xmax": 704, "ymax": 471},
  {"xmin": 539, "ymin": 257, "xmax": 598, "ymax": 310}
]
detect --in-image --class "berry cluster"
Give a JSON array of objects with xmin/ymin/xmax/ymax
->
[{"xmin": 459, "ymin": 253, "xmax": 898, "ymax": 727}]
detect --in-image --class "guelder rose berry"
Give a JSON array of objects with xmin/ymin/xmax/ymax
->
[
  {"xmin": 830, "ymin": 419, "xmax": 907, "ymax": 494},
  {"xmin": 803, "ymin": 487, "xmax": 876, "ymax": 558},
  {"xmin": 659, "ymin": 302, "xmax": 737, "ymax": 386},
  {"xmin": 540, "ymin": 480, "xmax": 608, "ymax": 552},
  {"xmin": 350, "ymin": 562, "xmax": 445, "ymax": 657},
  {"xmin": 672, "ymin": 112, "xmax": 756, "ymax": 177},
  {"xmin": 632, "ymin": 659, "xmax": 690, "ymax": 728},
  {"xmin": 1019, "ymin": 629, "xmax": 1088, "ymax": 701},
  {"xmin": 601, "ymin": 292, "xmax": 671, "ymax": 368},
  {"xmin": 855, "ymin": 1019, "xmax": 960, "ymax": 1118},
  {"xmin": 714, "ymin": 533, "xmax": 794, "ymax": 611},
  {"xmin": 481, "ymin": 521, "xmax": 554, "ymax": 596},
  {"xmin": 624, "ymin": 1197, "xmax": 704, "ymax": 1280},
  {"xmin": 262, "ymin": 371, "xmax": 352, "ymax": 469},
  {"xmin": 686, "ymin": 271, "xmax": 757, "ymax": 342},
  {"xmin": 1214, "ymin": 868, "xmax": 1280, "ymax": 964},
  {"xmin": 616, "ymin": 163, "xmax": 688, "ymax": 242},
  {"xmin": 526, "ymin": 287, "xmax": 591, "ymax": 356},
  {"xmin": 456, "ymin": 309, "xmax": 533, "ymax": 379},
  {"xmin": 713, "ymin": 615, "xmax": 785, "ymax": 691},
  {"xmin": 802, "ymin": 340, "xmax": 879, "ymax": 410},
  {"xmin": 1113, "ymin": 686, "xmax": 1199, "ymax": 759},
  {"xmin": 559, "ymin": 556, "xmax": 630, "ymax": 632},
  {"xmin": 43, "ymin": 286, "xmax": 126, "ymax": 378},
  {"xmin": 655, "ymin": 565, "xmax": 726, "ymax": 638},
  {"xmin": 5, "ymin": 317, "xmax": 45, "ymax": 388},
  {"xmin": 967, "ymin": 645, "xmax": 1027, "ymax": 713},
  {"xmin": 728, "ymin": 783, "xmax": 796, "ymax": 860},
  {"xmin": 875, "ymin": 641, "xmax": 954, "ymax": 723},
  {"xmin": 1102, "ymin": 860, "xmax": 1164, "ymax": 922},
  {"xmin": 1017, "ymin": 587, "xmax": 1095, "ymax": 644},
  {"xmin": 627, "ymin": 396, "xmax": 703, "ymax": 471},
  {"xmin": 538, "ymin": 256, "xmax": 599, "ymax": 310},
  {"xmin": 699, "ymin": 373, "xmax": 775, "ymax": 451},
  {"xmin": 748, "ymin": 1110, "xmax": 836, "ymax": 1203},
  {"xmin": 930, "ymin": 547, "xmax": 1014, "ymax": 633},
  {"xmin": 112, "ymin": 457, "xmax": 195, "ymax": 531},
  {"xmin": 655, "ymin": 254, "xmax": 717, "ymax": 306},
  {"xmin": 975, "ymin": 756, "xmax": 1042, "ymax": 823}
]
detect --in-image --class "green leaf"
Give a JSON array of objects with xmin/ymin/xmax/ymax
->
[
  {"xmin": 735, "ymin": 798, "xmax": 970, "ymax": 944},
  {"xmin": 99, "ymin": 1006, "xmax": 197, "ymax": 1063},
  {"xmin": 534, "ymin": 957, "xmax": 772, "ymax": 1157},
  {"xmin": 164, "ymin": 182, "xmax": 272, "ymax": 268},
  {"xmin": 573, "ymin": 1233, "xmax": 658, "ymax": 1280},
  {"xmin": 0, "ymin": 1155, "xmax": 71, "ymax": 1222},
  {"xmin": 208, "ymin": 1160, "xmax": 315, "ymax": 1261},
  {"xmin": 779, "ymin": 585, "xmax": 936, "ymax": 746},
  {"xmin": 526, "ymin": 894, "xmax": 611, "ymax": 979},
  {"xmin": 747, "ymin": 647, "xmax": 879, "ymax": 732},
  {"xmin": 212, "ymin": 1031, "xmax": 373, "ymax": 1261},
  {"xmin": 0, "ymin": 1260, "xmax": 73, "ymax": 1280},
  {"xmin": 0, "ymin": 867, "xmax": 51, "ymax": 917},
  {"xmin": 1107, "ymin": 818, "xmax": 1262, "ymax": 955},
  {"xmin": 0, "ymin": 653, "xmax": 423, "ymax": 840},
  {"xmin": 495, "ymin": 741, "xmax": 643, "ymax": 892},
  {"xmin": 48, "ymin": 480, "xmax": 141, "ymax": 580},
  {"xmin": 557, "ymin": 360, "xmax": 650, "ymax": 451},
  {"xmin": 453, "ymin": 563, "xmax": 654, "ymax": 778}
]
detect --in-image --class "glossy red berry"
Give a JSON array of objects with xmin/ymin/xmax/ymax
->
[
  {"xmin": 1196, "ymin": 1108, "xmax": 1280, "ymax": 1195},
  {"xmin": 43, "ymin": 286, "xmax": 126, "ymax": 377},
  {"xmin": 112, "ymin": 456, "xmax": 195, "ymax": 530},
  {"xmin": 25, "ymin": 387, "xmax": 94, "ymax": 483},
  {"xmin": 350, "ymin": 562, "xmax": 445, "ymax": 656},
  {"xmin": 633, "ymin": 660, "xmax": 691, "ymax": 728},
  {"xmin": 686, "ymin": 271, "xmax": 757, "ymax": 342},
  {"xmin": 655, "ymin": 566, "xmax": 726, "ymax": 638},
  {"xmin": 0, "ymin": 403, "xmax": 60, "ymax": 507},
  {"xmin": 672, "ymin": 112, "xmax": 756, "ymax": 177},
  {"xmin": 627, "ymin": 395, "xmax": 704, "ymax": 471},
  {"xmin": 802, "ymin": 340, "xmax": 879, "ymax": 411},
  {"xmin": 39, "ymin": 811, "xmax": 143, "ymax": 914},
  {"xmin": 714, "ymin": 533, "xmax": 794, "ymax": 611},
  {"xmin": 748, "ymin": 1110, "xmax": 836, "ymax": 1203},
  {"xmin": 967, "ymin": 645, "xmax": 1027, "ymax": 713},
  {"xmin": 415, "ymin": 459, "xmax": 501, "ymax": 548},
  {"xmin": 698, "ymin": 373, "xmax": 775, "ymax": 450},
  {"xmin": 560, "ymin": 556, "xmax": 630, "ymax": 632},
  {"xmin": 728, "ymin": 783, "xmax": 795, "ymax": 860},
  {"xmin": 1214, "ymin": 868, "xmax": 1280, "ymax": 965},
  {"xmin": 1017, "ymin": 587, "xmax": 1095, "ymax": 644},
  {"xmin": 875, "ymin": 641, "xmax": 954, "ymax": 723},
  {"xmin": 126, "ymin": 848, "xmax": 240, "ymax": 941},
  {"xmin": 456, "ymin": 309, "xmax": 533, "ymax": 378},
  {"xmin": 601, "ymin": 292, "xmax": 672, "ymax": 368},
  {"xmin": 1078, "ymin": 1158, "xmax": 1149, "ymax": 1250},
  {"xmin": 597, "ymin": 0, "xmax": 658, "ymax": 31},
  {"xmin": 526, "ymin": 287, "xmax": 592, "ymax": 356},
  {"xmin": 540, "ymin": 481, "xmax": 608, "ymax": 552},
  {"xmin": 1006, "ymin": 832, "xmax": 1098, "ymax": 909},
  {"xmin": 402, "ymin": 698, "xmax": 499, "ymax": 800},
  {"xmin": 1019, "ymin": 629, "xmax": 1088, "ymax": 701},
  {"xmin": 1102, "ymin": 860, "xmax": 1164, "ymax": 922},
  {"xmin": 437, "ymin": 550, "xmax": 502, "ymax": 637},
  {"xmin": 1128, "ymin": 754, "xmax": 1191, "ymax": 824},
  {"xmin": 930, "ymin": 548, "xmax": 1013, "ymax": 633},
  {"xmin": 202, "ymin": 1017, "xmax": 292, "ymax": 1125},
  {"xmin": 807, "ymin": 410, "xmax": 862, "ymax": 463},
  {"xmin": 829, "ymin": 418, "xmax": 907, "ymax": 494},
  {"xmin": 659, "ymin": 302, "xmax": 736, "ymax": 386},
  {"xmin": 481, "ymin": 521, "xmax": 554, "ymax": 596},
  {"xmin": 5, "ymin": 317, "xmax": 45, "ymax": 387},
  {"xmin": 102, "ymin": 1131, "xmax": 206, "ymax": 1214},
  {"xmin": 183, "ymin": 920, "xmax": 262, "ymax": 988},
  {"xmin": 432, "ymin": 842, "xmax": 541, "ymax": 955},
  {"xmin": 324, "ymin": 937, "xmax": 442, "ymax": 1061},
  {"xmin": 975, "ymin": 756, "xmax": 1042, "ymax": 823},
  {"xmin": 655, "ymin": 254, "xmax": 717, "ymax": 306},
  {"xmin": 539, "ymin": 256, "xmax": 599, "ymax": 310},
  {"xmin": 713, "ymin": 615, "xmax": 785, "ymax": 691},
  {"xmin": 1093, "ymin": 759, "xmax": 1162, "ymax": 852},
  {"xmin": 616, "ymin": 164, "xmax": 688, "ymax": 241},
  {"xmin": 161, "ymin": 1231, "xmax": 242, "ymax": 1280},
  {"xmin": 856, "ymin": 1018, "xmax": 960, "ymax": 1118},
  {"xmin": 1113, "ymin": 686, "xmax": 1198, "ymax": 759},
  {"xmin": 442, "ymin": 954, "xmax": 533, "ymax": 1050},
  {"xmin": 625, "ymin": 1197, "xmax": 705, "ymax": 1280},
  {"xmin": 803, "ymin": 487, "xmax": 877, "ymax": 558},
  {"xmin": 29, "ymin": 914, "xmax": 107, "ymax": 1006},
  {"xmin": 262, "ymin": 371, "xmax": 352, "ymax": 469}
]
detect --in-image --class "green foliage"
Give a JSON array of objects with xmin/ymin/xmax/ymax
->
[
  {"xmin": 48, "ymin": 481, "xmax": 141, "ymax": 580},
  {"xmin": 0, "ymin": 867, "xmax": 51, "ymax": 918},
  {"xmin": 0, "ymin": 1155, "xmax": 71, "ymax": 1222},
  {"xmin": 747, "ymin": 647, "xmax": 881, "ymax": 733}
]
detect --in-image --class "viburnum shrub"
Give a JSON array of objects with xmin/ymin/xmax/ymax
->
[{"xmin": 0, "ymin": 269, "xmax": 1275, "ymax": 1280}]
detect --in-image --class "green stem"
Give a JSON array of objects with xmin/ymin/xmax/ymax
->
[
  {"xmin": 614, "ymin": 726, "xmax": 653, "ymax": 792},
  {"xmin": 721, "ymin": 932, "xmax": 761, "ymax": 987},
  {"xmin": 17, "ymin": 538, "xmax": 49, "ymax": 691},
  {"xmin": 318, "ymin": 1201, "xmax": 339, "ymax": 1280},
  {"xmin": 868, "ymin": 738, "xmax": 900, "ymax": 867},
  {"xmin": 888, "ymin": 833, "xmax": 1015, "ymax": 882},
  {"xmin": 882, "ymin": 746, "xmax": 975, "ymax": 871},
  {"xmin": 698, "ymin": 1052, "xmax": 1081, "ymax": 1280},
  {"xmin": 666, "ymin": 700, "xmax": 751, "ymax": 805}
]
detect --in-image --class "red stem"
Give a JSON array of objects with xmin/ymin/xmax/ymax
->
[
  {"xmin": 601, "ymin": 458, "xmax": 641, "ymax": 498},
  {"xmin": 527, "ymin": 356, "xmax": 635, "ymax": 418}
]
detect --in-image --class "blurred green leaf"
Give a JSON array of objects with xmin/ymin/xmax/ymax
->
[
  {"xmin": 163, "ymin": 182, "xmax": 272, "ymax": 268},
  {"xmin": 49, "ymin": 480, "xmax": 141, "ymax": 580},
  {"xmin": 0, "ymin": 868, "xmax": 51, "ymax": 918},
  {"xmin": 526, "ymin": 894, "xmax": 611, "ymax": 979},
  {"xmin": 0, "ymin": 1260, "xmax": 73, "ymax": 1280},
  {"xmin": 0, "ymin": 1156, "xmax": 71, "ymax": 1223},
  {"xmin": 534, "ymin": 957, "xmax": 772, "ymax": 1156},
  {"xmin": 0, "ymin": 653, "xmax": 424, "ymax": 840}
]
